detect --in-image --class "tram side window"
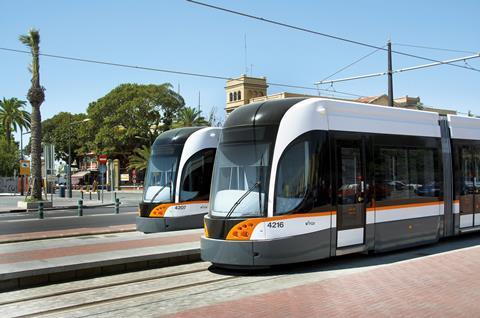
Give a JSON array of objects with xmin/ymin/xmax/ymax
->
[
  {"xmin": 375, "ymin": 147, "xmax": 439, "ymax": 202},
  {"xmin": 276, "ymin": 140, "xmax": 311, "ymax": 214},
  {"xmin": 180, "ymin": 149, "xmax": 215, "ymax": 202},
  {"xmin": 409, "ymin": 149, "xmax": 437, "ymax": 198},
  {"xmin": 275, "ymin": 132, "xmax": 330, "ymax": 215}
]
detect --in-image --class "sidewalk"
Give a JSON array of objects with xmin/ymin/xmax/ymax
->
[
  {"xmin": 0, "ymin": 229, "xmax": 203, "ymax": 291},
  {"xmin": 0, "ymin": 190, "xmax": 142, "ymax": 213}
]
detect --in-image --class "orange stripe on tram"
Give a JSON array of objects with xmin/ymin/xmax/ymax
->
[
  {"xmin": 226, "ymin": 211, "xmax": 336, "ymax": 241},
  {"xmin": 149, "ymin": 200, "xmax": 209, "ymax": 218}
]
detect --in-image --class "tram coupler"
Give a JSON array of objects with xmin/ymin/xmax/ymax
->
[
  {"xmin": 78, "ymin": 199, "xmax": 83, "ymax": 216},
  {"xmin": 38, "ymin": 202, "xmax": 44, "ymax": 219},
  {"xmin": 115, "ymin": 198, "xmax": 120, "ymax": 214}
]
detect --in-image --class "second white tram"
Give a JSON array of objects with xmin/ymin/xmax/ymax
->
[
  {"xmin": 201, "ymin": 98, "xmax": 480, "ymax": 267},
  {"xmin": 137, "ymin": 127, "xmax": 220, "ymax": 233}
]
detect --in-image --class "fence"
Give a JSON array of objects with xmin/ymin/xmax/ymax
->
[{"xmin": 0, "ymin": 177, "xmax": 18, "ymax": 194}]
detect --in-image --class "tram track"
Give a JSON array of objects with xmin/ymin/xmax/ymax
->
[
  {"xmin": 0, "ymin": 262, "xmax": 250, "ymax": 318},
  {"xmin": 0, "ymin": 264, "xmax": 209, "ymax": 307}
]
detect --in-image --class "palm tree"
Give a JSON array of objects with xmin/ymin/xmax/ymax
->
[
  {"xmin": 128, "ymin": 145, "xmax": 151, "ymax": 172},
  {"xmin": 0, "ymin": 97, "xmax": 31, "ymax": 144},
  {"xmin": 20, "ymin": 28, "xmax": 45, "ymax": 200},
  {"xmin": 172, "ymin": 107, "xmax": 208, "ymax": 128}
]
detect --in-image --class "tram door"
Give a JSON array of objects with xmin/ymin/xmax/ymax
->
[
  {"xmin": 335, "ymin": 139, "xmax": 366, "ymax": 248},
  {"xmin": 460, "ymin": 147, "xmax": 480, "ymax": 228}
]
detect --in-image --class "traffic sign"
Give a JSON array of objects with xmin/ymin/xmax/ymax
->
[
  {"xmin": 19, "ymin": 160, "xmax": 30, "ymax": 176},
  {"xmin": 98, "ymin": 154, "xmax": 108, "ymax": 165}
]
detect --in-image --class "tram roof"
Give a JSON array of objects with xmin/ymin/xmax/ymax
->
[
  {"xmin": 225, "ymin": 97, "xmax": 442, "ymax": 138},
  {"xmin": 448, "ymin": 114, "xmax": 480, "ymax": 141},
  {"xmin": 152, "ymin": 127, "xmax": 206, "ymax": 147}
]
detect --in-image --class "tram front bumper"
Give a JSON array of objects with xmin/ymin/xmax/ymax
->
[
  {"xmin": 201, "ymin": 228, "xmax": 332, "ymax": 267},
  {"xmin": 201, "ymin": 237, "xmax": 255, "ymax": 267},
  {"xmin": 136, "ymin": 213, "xmax": 206, "ymax": 233},
  {"xmin": 136, "ymin": 216, "xmax": 167, "ymax": 233}
]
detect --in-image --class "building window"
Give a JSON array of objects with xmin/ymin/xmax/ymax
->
[
  {"xmin": 229, "ymin": 92, "xmax": 233, "ymax": 102},
  {"xmin": 238, "ymin": 91, "xmax": 242, "ymax": 100},
  {"xmin": 233, "ymin": 92, "xmax": 237, "ymax": 101}
]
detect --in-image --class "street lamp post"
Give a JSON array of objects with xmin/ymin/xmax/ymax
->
[
  {"xmin": 67, "ymin": 118, "xmax": 91, "ymax": 198},
  {"xmin": 19, "ymin": 127, "xmax": 31, "ymax": 196}
]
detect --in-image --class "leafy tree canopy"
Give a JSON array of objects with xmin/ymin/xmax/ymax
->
[
  {"xmin": 41, "ymin": 112, "xmax": 88, "ymax": 162},
  {"xmin": 82, "ymin": 83, "xmax": 184, "ymax": 163},
  {"xmin": 0, "ymin": 136, "xmax": 19, "ymax": 176}
]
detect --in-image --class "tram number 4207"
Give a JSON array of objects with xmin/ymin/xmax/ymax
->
[{"xmin": 267, "ymin": 221, "xmax": 285, "ymax": 229}]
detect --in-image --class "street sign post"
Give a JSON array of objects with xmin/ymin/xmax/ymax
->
[
  {"xmin": 98, "ymin": 154, "xmax": 108, "ymax": 165},
  {"xmin": 99, "ymin": 164, "xmax": 107, "ymax": 203}
]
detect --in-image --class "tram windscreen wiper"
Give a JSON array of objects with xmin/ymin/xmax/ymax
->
[
  {"xmin": 224, "ymin": 180, "xmax": 261, "ymax": 220},
  {"xmin": 149, "ymin": 183, "xmax": 167, "ymax": 204},
  {"xmin": 150, "ymin": 162, "xmax": 175, "ymax": 204}
]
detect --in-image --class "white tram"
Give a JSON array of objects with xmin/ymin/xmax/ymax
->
[
  {"xmin": 137, "ymin": 127, "xmax": 220, "ymax": 233},
  {"xmin": 201, "ymin": 98, "xmax": 480, "ymax": 267}
]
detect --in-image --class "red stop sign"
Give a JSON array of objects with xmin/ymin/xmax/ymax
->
[{"xmin": 98, "ymin": 154, "xmax": 108, "ymax": 164}]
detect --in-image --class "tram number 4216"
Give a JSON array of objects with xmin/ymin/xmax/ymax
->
[{"xmin": 267, "ymin": 221, "xmax": 284, "ymax": 229}]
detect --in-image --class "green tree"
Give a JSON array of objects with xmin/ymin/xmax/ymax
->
[
  {"xmin": 0, "ymin": 97, "xmax": 31, "ymax": 144},
  {"xmin": 20, "ymin": 28, "xmax": 45, "ymax": 200},
  {"xmin": 172, "ymin": 107, "xmax": 208, "ymax": 128},
  {"xmin": 41, "ymin": 112, "xmax": 88, "ymax": 162},
  {"xmin": 0, "ymin": 136, "xmax": 19, "ymax": 176},
  {"xmin": 83, "ymin": 83, "xmax": 184, "ymax": 164},
  {"xmin": 128, "ymin": 145, "xmax": 151, "ymax": 172}
]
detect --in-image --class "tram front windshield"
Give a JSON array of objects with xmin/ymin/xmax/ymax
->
[
  {"xmin": 143, "ymin": 145, "xmax": 182, "ymax": 203},
  {"xmin": 210, "ymin": 127, "xmax": 272, "ymax": 218}
]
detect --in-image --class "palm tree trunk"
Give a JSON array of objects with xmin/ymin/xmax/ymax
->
[{"xmin": 30, "ymin": 103, "xmax": 42, "ymax": 199}]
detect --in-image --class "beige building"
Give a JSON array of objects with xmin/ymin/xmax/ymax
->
[
  {"xmin": 225, "ymin": 75, "xmax": 269, "ymax": 114},
  {"xmin": 225, "ymin": 74, "xmax": 457, "ymax": 116},
  {"xmin": 354, "ymin": 95, "xmax": 457, "ymax": 115}
]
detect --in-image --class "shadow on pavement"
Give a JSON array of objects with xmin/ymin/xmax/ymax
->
[{"xmin": 209, "ymin": 232, "xmax": 480, "ymax": 276}]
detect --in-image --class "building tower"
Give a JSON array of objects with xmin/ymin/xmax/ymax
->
[{"xmin": 225, "ymin": 74, "xmax": 268, "ymax": 114}]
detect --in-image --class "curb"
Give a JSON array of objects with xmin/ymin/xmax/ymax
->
[
  {"xmin": 0, "ymin": 227, "xmax": 137, "ymax": 244},
  {"xmin": 0, "ymin": 248, "xmax": 200, "ymax": 292}
]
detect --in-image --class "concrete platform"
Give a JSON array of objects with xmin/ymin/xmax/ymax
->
[{"xmin": 0, "ymin": 229, "xmax": 203, "ymax": 291}]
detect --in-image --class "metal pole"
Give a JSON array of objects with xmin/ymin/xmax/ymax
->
[
  {"xmin": 115, "ymin": 198, "xmax": 120, "ymax": 214},
  {"xmin": 387, "ymin": 40, "xmax": 394, "ymax": 107},
  {"xmin": 20, "ymin": 126, "xmax": 24, "ymax": 196},
  {"xmin": 68, "ymin": 119, "xmax": 72, "ymax": 198},
  {"xmin": 78, "ymin": 199, "xmax": 83, "ymax": 216},
  {"xmin": 38, "ymin": 202, "xmax": 44, "ymax": 219}
]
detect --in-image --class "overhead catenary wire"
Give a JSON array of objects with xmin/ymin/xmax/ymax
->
[
  {"xmin": 320, "ymin": 46, "xmax": 386, "ymax": 82},
  {"xmin": 394, "ymin": 43, "xmax": 477, "ymax": 55},
  {"xmin": 186, "ymin": 0, "xmax": 480, "ymax": 73},
  {"xmin": 0, "ymin": 47, "xmax": 364, "ymax": 98},
  {"xmin": 316, "ymin": 53, "xmax": 480, "ymax": 85}
]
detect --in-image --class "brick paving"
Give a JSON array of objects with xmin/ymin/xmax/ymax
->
[
  {"xmin": 0, "ymin": 232, "xmax": 201, "ymax": 264},
  {"xmin": 172, "ymin": 246, "xmax": 480, "ymax": 317},
  {"xmin": 0, "ymin": 224, "xmax": 136, "ymax": 243}
]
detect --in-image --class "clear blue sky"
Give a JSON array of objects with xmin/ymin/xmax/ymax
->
[{"xmin": 1, "ymin": 0, "xmax": 479, "ymax": 143}]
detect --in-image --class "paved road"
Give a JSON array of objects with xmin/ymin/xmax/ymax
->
[{"xmin": 0, "ymin": 206, "xmax": 137, "ymax": 235}]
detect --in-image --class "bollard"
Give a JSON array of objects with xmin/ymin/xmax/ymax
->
[
  {"xmin": 78, "ymin": 199, "xmax": 83, "ymax": 216},
  {"xmin": 114, "ymin": 191, "xmax": 117, "ymax": 203},
  {"xmin": 38, "ymin": 202, "xmax": 44, "ymax": 219},
  {"xmin": 97, "ymin": 190, "xmax": 100, "ymax": 201},
  {"xmin": 81, "ymin": 191, "xmax": 84, "ymax": 200},
  {"xmin": 115, "ymin": 198, "xmax": 120, "ymax": 214},
  {"xmin": 89, "ymin": 191, "xmax": 92, "ymax": 200}
]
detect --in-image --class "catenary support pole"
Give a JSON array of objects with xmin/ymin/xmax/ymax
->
[{"xmin": 387, "ymin": 40, "xmax": 394, "ymax": 107}]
